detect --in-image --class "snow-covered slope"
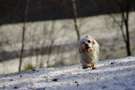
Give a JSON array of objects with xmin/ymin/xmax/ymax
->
[{"xmin": 0, "ymin": 56, "xmax": 135, "ymax": 90}]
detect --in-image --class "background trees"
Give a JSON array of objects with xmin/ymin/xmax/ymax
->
[
  {"xmin": 117, "ymin": 0, "xmax": 131, "ymax": 56},
  {"xmin": 108, "ymin": 0, "xmax": 135, "ymax": 56}
]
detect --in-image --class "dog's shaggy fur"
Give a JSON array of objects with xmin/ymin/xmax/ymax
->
[{"xmin": 78, "ymin": 35, "xmax": 99, "ymax": 69}]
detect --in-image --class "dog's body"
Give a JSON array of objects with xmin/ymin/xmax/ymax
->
[{"xmin": 78, "ymin": 35, "xmax": 99, "ymax": 69}]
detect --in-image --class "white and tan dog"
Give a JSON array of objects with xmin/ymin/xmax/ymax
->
[{"xmin": 78, "ymin": 35, "xmax": 99, "ymax": 69}]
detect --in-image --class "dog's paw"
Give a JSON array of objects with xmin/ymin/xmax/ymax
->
[
  {"xmin": 82, "ymin": 66, "xmax": 88, "ymax": 69},
  {"xmin": 92, "ymin": 67, "xmax": 96, "ymax": 70}
]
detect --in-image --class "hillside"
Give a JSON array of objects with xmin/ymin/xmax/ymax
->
[{"xmin": 0, "ymin": 56, "xmax": 135, "ymax": 90}]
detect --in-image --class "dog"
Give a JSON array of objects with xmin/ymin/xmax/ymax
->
[{"xmin": 78, "ymin": 35, "xmax": 99, "ymax": 69}]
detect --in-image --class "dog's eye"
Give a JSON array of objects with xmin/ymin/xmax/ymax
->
[
  {"xmin": 88, "ymin": 40, "xmax": 91, "ymax": 43},
  {"xmin": 82, "ymin": 42, "xmax": 85, "ymax": 44}
]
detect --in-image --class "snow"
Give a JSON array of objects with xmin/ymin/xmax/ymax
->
[{"xmin": 0, "ymin": 56, "xmax": 135, "ymax": 90}]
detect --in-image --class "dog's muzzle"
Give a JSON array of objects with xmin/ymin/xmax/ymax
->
[{"xmin": 85, "ymin": 44, "xmax": 91, "ymax": 52}]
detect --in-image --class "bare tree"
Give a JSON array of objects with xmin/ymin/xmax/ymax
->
[
  {"xmin": 72, "ymin": 0, "xmax": 80, "ymax": 42},
  {"xmin": 109, "ymin": 0, "xmax": 131, "ymax": 56},
  {"xmin": 19, "ymin": 0, "xmax": 29, "ymax": 71},
  {"xmin": 118, "ymin": 0, "xmax": 131, "ymax": 56},
  {"xmin": 46, "ymin": 21, "xmax": 55, "ymax": 68}
]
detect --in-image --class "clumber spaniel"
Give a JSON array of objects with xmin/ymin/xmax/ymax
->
[{"xmin": 78, "ymin": 35, "xmax": 99, "ymax": 69}]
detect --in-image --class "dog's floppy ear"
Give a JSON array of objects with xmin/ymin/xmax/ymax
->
[
  {"xmin": 91, "ymin": 38, "xmax": 95, "ymax": 45},
  {"xmin": 92, "ymin": 40, "xmax": 95, "ymax": 45},
  {"xmin": 78, "ymin": 41, "xmax": 83, "ymax": 53}
]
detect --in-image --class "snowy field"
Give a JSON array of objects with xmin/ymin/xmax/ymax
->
[
  {"xmin": 0, "ymin": 56, "xmax": 135, "ymax": 90},
  {"xmin": 0, "ymin": 12, "xmax": 135, "ymax": 74}
]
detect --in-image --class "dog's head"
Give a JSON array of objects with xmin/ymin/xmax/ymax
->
[{"xmin": 78, "ymin": 35, "xmax": 95, "ymax": 53}]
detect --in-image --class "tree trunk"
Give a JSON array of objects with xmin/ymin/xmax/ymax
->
[
  {"xmin": 124, "ymin": 0, "xmax": 131, "ymax": 56},
  {"xmin": 119, "ymin": 0, "xmax": 131, "ymax": 56},
  {"xmin": 19, "ymin": 0, "xmax": 29, "ymax": 71},
  {"xmin": 72, "ymin": 0, "xmax": 80, "ymax": 42}
]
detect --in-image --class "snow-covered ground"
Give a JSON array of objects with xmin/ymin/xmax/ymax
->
[{"xmin": 0, "ymin": 56, "xmax": 135, "ymax": 90}]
